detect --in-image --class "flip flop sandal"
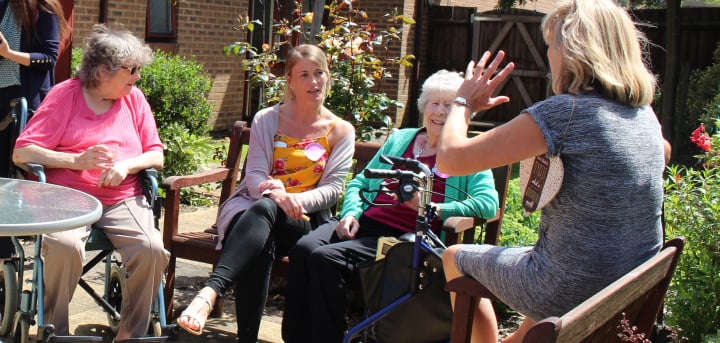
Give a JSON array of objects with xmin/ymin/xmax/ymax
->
[{"xmin": 177, "ymin": 295, "xmax": 213, "ymax": 336}]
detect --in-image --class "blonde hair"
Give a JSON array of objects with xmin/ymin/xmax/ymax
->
[
  {"xmin": 417, "ymin": 69, "xmax": 464, "ymax": 116},
  {"xmin": 542, "ymin": 0, "xmax": 656, "ymax": 107},
  {"xmin": 283, "ymin": 44, "xmax": 332, "ymax": 103}
]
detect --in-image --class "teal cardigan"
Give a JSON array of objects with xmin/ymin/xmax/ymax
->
[{"xmin": 340, "ymin": 128, "xmax": 499, "ymax": 222}]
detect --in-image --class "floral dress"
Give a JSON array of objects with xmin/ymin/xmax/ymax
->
[{"xmin": 271, "ymin": 119, "xmax": 340, "ymax": 192}]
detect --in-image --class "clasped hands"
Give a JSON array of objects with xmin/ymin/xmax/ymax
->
[{"xmin": 76, "ymin": 144, "xmax": 127, "ymax": 188}]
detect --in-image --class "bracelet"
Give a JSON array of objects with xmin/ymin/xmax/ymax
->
[{"xmin": 453, "ymin": 97, "xmax": 473, "ymax": 110}]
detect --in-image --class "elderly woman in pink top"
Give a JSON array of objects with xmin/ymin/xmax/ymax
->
[{"xmin": 13, "ymin": 24, "xmax": 168, "ymax": 342}]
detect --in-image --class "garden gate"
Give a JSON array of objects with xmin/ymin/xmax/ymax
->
[{"xmin": 426, "ymin": 7, "xmax": 550, "ymax": 131}]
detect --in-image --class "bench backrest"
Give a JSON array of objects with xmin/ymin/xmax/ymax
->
[{"xmin": 523, "ymin": 236, "xmax": 686, "ymax": 343}]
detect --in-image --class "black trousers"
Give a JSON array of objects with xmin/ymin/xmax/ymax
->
[
  {"xmin": 0, "ymin": 85, "xmax": 21, "ymax": 258},
  {"xmin": 282, "ymin": 215, "xmax": 403, "ymax": 343},
  {"xmin": 205, "ymin": 197, "xmax": 313, "ymax": 343}
]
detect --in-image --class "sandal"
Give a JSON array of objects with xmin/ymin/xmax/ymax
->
[{"xmin": 177, "ymin": 294, "xmax": 213, "ymax": 336}]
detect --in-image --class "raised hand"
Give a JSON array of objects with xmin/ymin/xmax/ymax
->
[{"xmin": 457, "ymin": 50, "xmax": 515, "ymax": 113}]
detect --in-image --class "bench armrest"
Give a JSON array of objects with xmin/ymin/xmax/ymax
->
[
  {"xmin": 443, "ymin": 209, "xmax": 502, "ymax": 246},
  {"xmin": 161, "ymin": 167, "xmax": 231, "ymax": 191}
]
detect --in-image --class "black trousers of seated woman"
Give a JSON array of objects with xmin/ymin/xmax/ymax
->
[
  {"xmin": 205, "ymin": 197, "xmax": 315, "ymax": 343},
  {"xmin": 282, "ymin": 215, "xmax": 403, "ymax": 343}
]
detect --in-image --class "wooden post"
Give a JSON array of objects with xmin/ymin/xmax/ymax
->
[{"xmin": 55, "ymin": 0, "xmax": 74, "ymax": 83}]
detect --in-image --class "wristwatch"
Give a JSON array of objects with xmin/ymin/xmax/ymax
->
[{"xmin": 453, "ymin": 97, "xmax": 473, "ymax": 110}]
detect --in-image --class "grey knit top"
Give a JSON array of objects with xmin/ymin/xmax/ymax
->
[{"xmin": 455, "ymin": 93, "xmax": 665, "ymax": 320}]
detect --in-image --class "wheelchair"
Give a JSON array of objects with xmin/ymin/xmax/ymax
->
[{"xmin": 0, "ymin": 97, "xmax": 178, "ymax": 342}]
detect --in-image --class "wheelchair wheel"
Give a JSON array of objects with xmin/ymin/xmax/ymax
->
[
  {"xmin": 0, "ymin": 262, "xmax": 18, "ymax": 336},
  {"xmin": 148, "ymin": 318, "xmax": 162, "ymax": 337},
  {"xmin": 12, "ymin": 316, "xmax": 29, "ymax": 343},
  {"xmin": 106, "ymin": 265, "xmax": 127, "ymax": 334}
]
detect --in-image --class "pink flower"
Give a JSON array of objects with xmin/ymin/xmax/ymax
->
[{"xmin": 691, "ymin": 123, "xmax": 713, "ymax": 152}]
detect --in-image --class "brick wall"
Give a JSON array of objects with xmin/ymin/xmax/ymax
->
[{"xmin": 73, "ymin": 0, "xmax": 248, "ymax": 131}]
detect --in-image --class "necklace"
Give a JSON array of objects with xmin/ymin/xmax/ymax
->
[{"xmin": 413, "ymin": 138, "xmax": 448, "ymax": 178}]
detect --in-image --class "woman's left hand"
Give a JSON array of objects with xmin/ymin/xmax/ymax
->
[{"xmin": 97, "ymin": 161, "xmax": 130, "ymax": 188}]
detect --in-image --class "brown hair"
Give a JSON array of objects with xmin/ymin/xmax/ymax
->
[{"xmin": 9, "ymin": 0, "xmax": 70, "ymax": 45}]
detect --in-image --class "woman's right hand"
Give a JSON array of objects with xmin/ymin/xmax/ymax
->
[
  {"xmin": 0, "ymin": 31, "xmax": 9, "ymax": 56},
  {"xmin": 336, "ymin": 216, "xmax": 360, "ymax": 240},
  {"xmin": 268, "ymin": 190, "xmax": 307, "ymax": 221}
]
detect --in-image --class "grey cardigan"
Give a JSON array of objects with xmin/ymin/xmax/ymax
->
[{"xmin": 214, "ymin": 105, "xmax": 355, "ymax": 249}]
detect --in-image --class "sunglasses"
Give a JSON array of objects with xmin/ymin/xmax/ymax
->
[{"xmin": 120, "ymin": 65, "xmax": 142, "ymax": 75}]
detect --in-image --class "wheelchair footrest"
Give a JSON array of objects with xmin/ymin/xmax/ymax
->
[
  {"xmin": 37, "ymin": 324, "xmax": 103, "ymax": 342},
  {"xmin": 114, "ymin": 336, "xmax": 170, "ymax": 343}
]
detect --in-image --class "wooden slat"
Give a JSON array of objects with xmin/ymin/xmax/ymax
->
[{"xmin": 555, "ymin": 247, "xmax": 676, "ymax": 342}]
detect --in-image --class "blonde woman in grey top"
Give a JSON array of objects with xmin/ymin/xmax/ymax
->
[{"xmin": 437, "ymin": 1, "xmax": 667, "ymax": 342}]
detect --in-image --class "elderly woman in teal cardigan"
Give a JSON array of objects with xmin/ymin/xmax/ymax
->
[{"xmin": 281, "ymin": 70, "xmax": 499, "ymax": 343}]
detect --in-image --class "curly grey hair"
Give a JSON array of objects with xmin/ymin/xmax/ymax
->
[{"xmin": 76, "ymin": 24, "xmax": 153, "ymax": 89}]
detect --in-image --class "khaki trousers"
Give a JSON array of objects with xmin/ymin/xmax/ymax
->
[{"xmin": 42, "ymin": 195, "xmax": 169, "ymax": 339}]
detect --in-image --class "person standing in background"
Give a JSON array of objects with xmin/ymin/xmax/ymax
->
[{"xmin": 0, "ymin": 0, "xmax": 69, "ymax": 258}]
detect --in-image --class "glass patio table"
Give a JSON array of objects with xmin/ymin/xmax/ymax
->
[
  {"xmin": 0, "ymin": 177, "xmax": 102, "ymax": 235},
  {"xmin": 0, "ymin": 177, "xmax": 102, "ymax": 341}
]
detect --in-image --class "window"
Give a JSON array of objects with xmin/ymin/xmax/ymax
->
[{"xmin": 146, "ymin": 0, "xmax": 177, "ymax": 41}]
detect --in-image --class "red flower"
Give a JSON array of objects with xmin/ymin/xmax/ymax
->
[
  {"xmin": 313, "ymin": 163, "xmax": 325, "ymax": 175},
  {"xmin": 274, "ymin": 158, "xmax": 287, "ymax": 172},
  {"xmin": 691, "ymin": 123, "xmax": 713, "ymax": 152}
]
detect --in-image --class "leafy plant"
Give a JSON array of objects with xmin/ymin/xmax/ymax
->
[
  {"xmin": 224, "ymin": 0, "xmax": 415, "ymax": 141},
  {"xmin": 134, "ymin": 50, "xmax": 216, "ymax": 179},
  {"xmin": 664, "ymin": 122, "xmax": 720, "ymax": 342},
  {"xmin": 494, "ymin": 177, "xmax": 540, "ymax": 246}
]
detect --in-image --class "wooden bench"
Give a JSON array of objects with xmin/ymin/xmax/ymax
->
[
  {"xmin": 445, "ymin": 236, "xmax": 686, "ymax": 343},
  {"xmin": 161, "ymin": 120, "xmax": 511, "ymax": 318}
]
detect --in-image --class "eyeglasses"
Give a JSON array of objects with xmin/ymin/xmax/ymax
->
[{"xmin": 120, "ymin": 66, "xmax": 142, "ymax": 75}]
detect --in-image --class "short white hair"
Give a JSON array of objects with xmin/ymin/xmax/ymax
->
[{"xmin": 417, "ymin": 70, "xmax": 464, "ymax": 115}]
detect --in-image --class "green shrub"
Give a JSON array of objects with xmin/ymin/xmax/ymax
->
[
  {"xmin": 71, "ymin": 48, "xmax": 216, "ymax": 181},
  {"xmin": 134, "ymin": 51, "xmax": 216, "ymax": 179},
  {"xmin": 664, "ymin": 122, "xmax": 720, "ymax": 342}
]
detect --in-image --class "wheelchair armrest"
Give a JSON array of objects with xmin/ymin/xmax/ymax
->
[
  {"xmin": 25, "ymin": 162, "xmax": 47, "ymax": 183},
  {"xmin": 140, "ymin": 168, "xmax": 161, "ymax": 218}
]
